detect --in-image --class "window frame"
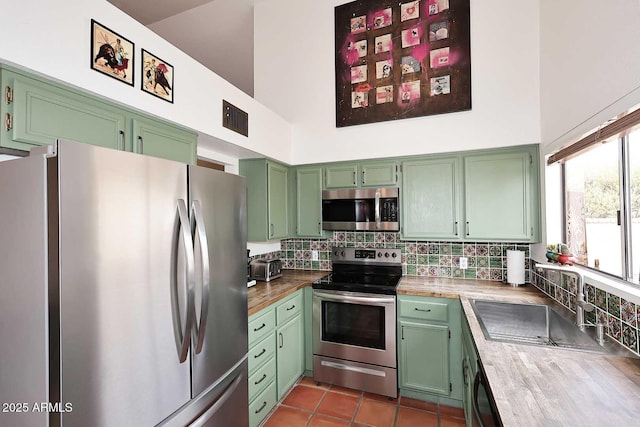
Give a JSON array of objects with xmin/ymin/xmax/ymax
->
[{"xmin": 561, "ymin": 134, "xmax": 638, "ymax": 283}]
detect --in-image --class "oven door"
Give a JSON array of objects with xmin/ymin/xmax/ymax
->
[{"xmin": 313, "ymin": 290, "xmax": 396, "ymax": 368}]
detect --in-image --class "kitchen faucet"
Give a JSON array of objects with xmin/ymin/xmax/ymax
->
[{"xmin": 534, "ymin": 264, "xmax": 604, "ymax": 344}]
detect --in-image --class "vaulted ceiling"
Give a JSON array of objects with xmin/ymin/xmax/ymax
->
[{"xmin": 108, "ymin": 0, "xmax": 257, "ymax": 96}]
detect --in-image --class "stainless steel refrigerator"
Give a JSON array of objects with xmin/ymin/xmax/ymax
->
[{"xmin": 0, "ymin": 141, "xmax": 249, "ymax": 426}]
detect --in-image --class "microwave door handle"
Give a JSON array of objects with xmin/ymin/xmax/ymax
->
[
  {"xmin": 375, "ymin": 189, "xmax": 381, "ymax": 228},
  {"xmin": 173, "ymin": 199, "xmax": 196, "ymax": 363},
  {"xmin": 191, "ymin": 200, "xmax": 210, "ymax": 354}
]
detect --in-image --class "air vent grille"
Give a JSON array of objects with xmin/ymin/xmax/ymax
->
[{"xmin": 222, "ymin": 100, "xmax": 248, "ymax": 137}]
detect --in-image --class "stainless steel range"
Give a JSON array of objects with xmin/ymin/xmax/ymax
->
[{"xmin": 312, "ymin": 247, "xmax": 402, "ymax": 398}]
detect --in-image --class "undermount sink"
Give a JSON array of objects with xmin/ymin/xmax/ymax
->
[{"xmin": 471, "ymin": 300, "xmax": 606, "ymax": 354}]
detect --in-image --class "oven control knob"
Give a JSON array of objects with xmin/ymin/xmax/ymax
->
[
  {"xmin": 340, "ymin": 250, "xmax": 345, "ymax": 257},
  {"xmin": 377, "ymin": 252, "xmax": 382, "ymax": 258},
  {"xmin": 392, "ymin": 252, "xmax": 397, "ymax": 258},
  {"xmin": 384, "ymin": 252, "xmax": 389, "ymax": 258}
]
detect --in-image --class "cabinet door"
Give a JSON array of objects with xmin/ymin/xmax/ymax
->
[
  {"xmin": 325, "ymin": 164, "xmax": 358, "ymax": 188},
  {"xmin": 267, "ymin": 162, "xmax": 289, "ymax": 239},
  {"xmin": 9, "ymin": 77, "xmax": 126, "ymax": 151},
  {"xmin": 132, "ymin": 117, "xmax": 196, "ymax": 164},
  {"xmin": 361, "ymin": 161, "xmax": 397, "ymax": 187},
  {"xmin": 399, "ymin": 321, "xmax": 450, "ymax": 396},
  {"xmin": 402, "ymin": 158, "xmax": 461, "ymax": 240},
  {"xmin": 464, "ymin": 150, "xmax": 534, "ymax": 241},
  {"xmin": 276, "ymin": 313, "xmax": 304, "ymax": 400},
  {"xmin": 296, "ymin": 167, "xmax": 323, "ymax": 237}
]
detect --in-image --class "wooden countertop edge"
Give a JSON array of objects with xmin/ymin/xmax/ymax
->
[
  {"xmin": 397, "ymin": 277, "xmax": 640, "ymax": 426},
  {"xmin": 248, "ymin": 282, "xmax": 310, "ymax": 316}
]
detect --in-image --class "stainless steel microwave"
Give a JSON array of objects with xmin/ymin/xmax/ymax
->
[{"xmin": 321, "ymin": 187, "xmax": 399, "ymax": 231}]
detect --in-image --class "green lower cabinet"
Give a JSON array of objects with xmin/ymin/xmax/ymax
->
[
  {"xmin": 399, "ymin": 321, "xmax": 450, "ymax": 395},
  {"xmin": 132, "ymin": 116, "xmax": 196, "ymax": 164},
  {"xmin": 249, "ymin": 381, "xmax": 277, "ymax": 427},
  {"xmin": 276, "ymin": 312, "xmax": 304, "ymax": 400},
  {"xmin": 397, "ymin": 295, "xmax": 463, "ymax": 405}
]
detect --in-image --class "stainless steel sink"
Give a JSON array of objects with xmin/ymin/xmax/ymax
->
[{"xmin": 471, "ymin": 300, "xmax": 606, "ymax": 353}]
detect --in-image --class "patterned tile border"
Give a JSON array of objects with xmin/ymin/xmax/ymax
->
[
  {"xmin": 276, "ymin": 232, "xmax": 530, "ymax": 283},
  {"xmin": 531, "ymin": 262, "xmax": 640, "ymax": 356}
]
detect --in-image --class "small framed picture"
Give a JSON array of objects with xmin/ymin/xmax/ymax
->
[
  {"xmin": 141, "ymin": 49, "xmax": 174, "ymax": 103},
  {"xmin": 91, "ymin": 19, "xmax": 134, "ymax": 86}
]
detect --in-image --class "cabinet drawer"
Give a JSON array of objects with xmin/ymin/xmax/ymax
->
[
  {"xmin": 399, "ymin": 299, "xmax": 449, "ymax": 322},
  {"xmin": 249, "ymin": 334, "xmax": 276, "ymax": 374},
  {"xmin": 249, "ymin": 309, "xmax": 276, "ymax": 346},
  {"xmin": 249, "ymin": 381, "xmax": 277, "ymax": 427},
  {"xmin": 249, "ymin": 357, "xmax": 276, "ymax": 402},
  {"xmin": 276, "ymin": 291, "xmax": 303, "ymax": 326}
]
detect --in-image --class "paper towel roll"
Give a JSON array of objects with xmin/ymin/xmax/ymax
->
[{"xmin": 506, "ymin": 250, "xmax": 525, "ymax": 285}]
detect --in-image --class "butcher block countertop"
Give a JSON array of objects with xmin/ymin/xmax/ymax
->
[
  {"xmin": 247, "ymin": 270, "xmax": 326, "ymax": 316},
  {"xmin": 399, "ymin": 277, "xmax": 640, "ymax": 427},
  {"xmin": 247, "ymin": 272, "xmax": 640, "ymax": 425}
]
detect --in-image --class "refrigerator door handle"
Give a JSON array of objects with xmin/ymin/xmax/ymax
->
[
  {"xmin": 172, "ymin": 199, "xmax": 196, "ymax": 363},
  {"xmin": 189, "ymin": 370, "xmax": 244, "ymax": 427},
  {"xmin": 191, "ymin": 200, "xmax": 210, "ymax": 354}
]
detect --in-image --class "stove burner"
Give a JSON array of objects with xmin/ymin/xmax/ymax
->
[{"xmin": 312, "ymin": 246, "xmax": 402, "ymax": 295}]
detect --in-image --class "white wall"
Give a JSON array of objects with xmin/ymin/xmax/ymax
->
[
  {"xmin": 540, "ymin": 0, "xmax": 640, "ymax": 155},
  {"xmin": 0, "ymin": 0, "xmax": 292, "ymax": 163},
  {"xmin": 254, "ymin": 0, "xmax": 541, "ymax": 165}
]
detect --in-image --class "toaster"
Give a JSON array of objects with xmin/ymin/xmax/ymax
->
[{"xmin": 249, "ymin": 258, "xmax": 283, "ymax": 282}]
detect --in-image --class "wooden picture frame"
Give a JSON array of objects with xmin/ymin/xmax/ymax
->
[
  {"xmin": 335, "ymin": 0, "xmax": 471, "ymax": 127},
  {"xmin": 90, "ymin": 19, "xmax": 134, "ymax": 86},
  {"xmin": 141, "ymin": 49, "xmax": 174, "ymax": 103}
]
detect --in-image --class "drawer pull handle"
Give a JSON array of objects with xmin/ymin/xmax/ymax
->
[
  {"xmin": 254, "ymin": 373, "xmax": 267, "ymax": 385},
  {"xmin": 254, "ymin": 348, "xmax": 266, "ymax": 359},
  {"xmin": 255, "ymin": 401, "xmax": 267, "ymax": 414},
  {"xmin": 415, "ymin": 308, "xmax": 431, "ymax": 313},
  {"xmin": 253, "ymin": 323, "xmax": 266, "ymax": 332},
  {"xmin": 286, "ymin": 305, "xmax": 296, "ymax": 311}
]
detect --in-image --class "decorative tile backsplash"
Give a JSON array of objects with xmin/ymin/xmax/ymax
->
[
  {"xmin": 531, "ymin": 264, "xmax": 640, "ymax": 356},
  {"xmin": 252, "ymin": 231, "xmax": 531, "ymax": 282}
]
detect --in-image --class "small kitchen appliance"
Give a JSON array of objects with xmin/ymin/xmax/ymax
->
[
  {"xmin": 321, "ymin": 187, "xmax": 399, "ymax": 231},
  {"xmin": 249, "ymin": 258, "xmax": 283, "ymax": 282},
  {"xmin": 312, "ymin": 247, "xmax": 402, "ymax": 397}
]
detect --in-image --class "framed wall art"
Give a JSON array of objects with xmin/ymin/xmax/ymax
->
[
  {"xmin": 335, "ymin": 0, "xmax": 471, "ymax": 127},
  {"xmin": 91, "ymin": 19, "xmax": 134, "ymax": 86},
  {"xmin": 141, "ymin": 49, "xmax": 174, "ymax": 103}
]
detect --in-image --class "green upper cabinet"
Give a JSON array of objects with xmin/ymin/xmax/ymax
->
[
  {"xmin": 360, "ymin": 161, "xmax": 398, "ymax": 187},
  {"xmin": 402, "ymin": 157, "xmax": 461, "ymax": 240},
  {"xmin": 324, "ymin": 161, "xmax": 398, "ymax": 189},
  {"xmin": 464, "ymin": 147, "xmax": 539, "ymax": 241},
  {"xmin": 1, "ymin": 66, "xmax": 196, "ymax": 164},
  {"xmin": 325, "ymin": 163, "xmax": 358, "ymax": 188},
  {"xmin": 295, "ymin": 166, "xmax": 323, "ymax": 237},
  {"xmin": 240, "ymin": 159, "xmax": 289, "ymax": 241},
  {"xmin": 268, "ymin": 162, "xmax": 289, "ymax": 239},
  {"xmin": 2, "ymin": 68, "xmax": 126, "ymax": 152},
  {"xmin": 131, "ymin": 116, "xmax": 196, "ymax": 164}
]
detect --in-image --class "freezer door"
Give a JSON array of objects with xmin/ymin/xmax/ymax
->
[
  {"xmin": 0, "ymin": 154, "xmax": 49, "ymax": 427},
  {"xmin": 57, "ymin": 142, "xmax": 192, "ymax": 426},
  {"xmin": 189, "ymin": 166, "xmax": 248, "ymax": 397}
]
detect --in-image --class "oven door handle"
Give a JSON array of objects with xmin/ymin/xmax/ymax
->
[{"xmin": 314, "ymin": 291, "xmax": 395, "ymax": 304}]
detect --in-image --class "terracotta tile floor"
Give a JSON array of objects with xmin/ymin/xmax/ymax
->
[{"xmin": 262, "ymin": 376, "xmax": 466, "ymax": 427}]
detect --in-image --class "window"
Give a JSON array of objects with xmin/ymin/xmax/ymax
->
[{"xmin": 561, "ymin": 128, "xmax": 640, "ymax": 283}]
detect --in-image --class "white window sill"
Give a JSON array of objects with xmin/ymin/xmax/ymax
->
[{"xmin": 535, "ymin": 262, "xmax": 640, "ymax": 306}]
